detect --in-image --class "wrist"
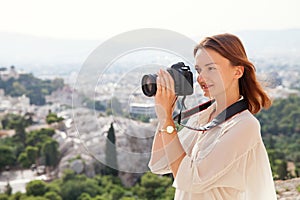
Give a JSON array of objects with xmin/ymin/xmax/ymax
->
[
  {"xmin": 158, "ymin": 119, "xmax": 176, "ymax": 134},
  {"xmin": 159, "ymin": 125, "xmax": 177, "ymax": 134},
  {"xmin": 159, "ymin": 117, "xmax": 174, "ymax": 128}
]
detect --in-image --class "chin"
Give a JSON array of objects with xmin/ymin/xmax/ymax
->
[{"xmin": 203, "ymin": 91, "xmax": 210, "ymax": 97}]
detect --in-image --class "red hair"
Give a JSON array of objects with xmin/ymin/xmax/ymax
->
[{"xmin": 194, "ymin": 33, "xmax": 271, "ymax": 114}]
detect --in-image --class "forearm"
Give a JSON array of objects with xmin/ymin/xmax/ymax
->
[
  {"xmin": 159, "ymin": 118, "xmax": 186, "ymax": 177},
  {"xmin": 151, "ymin": 68, "xmax": 185, "ymax": 176},
  {"xmin": 149, "ymin": 127, "xmax": 166, "ymax": 165}
]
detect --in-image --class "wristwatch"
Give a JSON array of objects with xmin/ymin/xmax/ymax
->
[{"xmin": 159, "ymin": 125, "xmax": 176, "ymax": 134}]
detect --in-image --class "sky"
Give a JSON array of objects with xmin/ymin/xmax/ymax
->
[{"xmin": 0, "ymin": 0, "xmax": 299, "ymax": 40}]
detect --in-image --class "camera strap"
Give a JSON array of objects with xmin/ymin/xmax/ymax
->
[{"xmin": 173, "ymin": 97, "xmax": 248, "ymax": 132}]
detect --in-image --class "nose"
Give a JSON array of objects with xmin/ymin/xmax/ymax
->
[{"xmin": 197, "ymin": 74, "xmax": 205, "ymax": 84}]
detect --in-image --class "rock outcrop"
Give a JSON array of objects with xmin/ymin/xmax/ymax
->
[
  {"xmin": 54, "ymin": 108, "xmax": 156, "ymax": 186},
  {"xmin": 275, "ymin": 178, "xmax": 300, "ymax": 200}
]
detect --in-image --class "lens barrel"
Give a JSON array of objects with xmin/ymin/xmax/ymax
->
[
  {"xmin": 141, "ymin": 62, "xmax": 193, "ymax": 97},
  {"xmin": 141, "ymin": 74, "xmax": 157, "ymax": 97}
]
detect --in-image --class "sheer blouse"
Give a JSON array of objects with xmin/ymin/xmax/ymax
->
[{"xmin": 148, "ymin": 104, "xmax": 277, "ymax": 200}]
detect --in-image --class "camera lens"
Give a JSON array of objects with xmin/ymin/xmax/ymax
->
[{"xmin": 141, "ymin": 74, "xmax": 157, "ymax": 97}]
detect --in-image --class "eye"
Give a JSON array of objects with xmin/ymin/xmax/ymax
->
[
  {"xmin": 208, "ymin": 66, "xmax": 216, "ymax": 71},
  {"xmin": 195, "ymin": 67, "xmax": 202, "ymax": 74}
]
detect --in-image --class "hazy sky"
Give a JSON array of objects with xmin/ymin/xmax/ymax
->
[{"xmin": 0, "ymin": 0, "xmax": 299, "ymax": 40}]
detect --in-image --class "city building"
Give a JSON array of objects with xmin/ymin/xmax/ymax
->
[
  {"xmin": 0, "ymin": 66, "xmax": 20, "ymax": 81},
  {"xmin": 129, "ymin": 103, "xmax": 156, "ymax": 118}
]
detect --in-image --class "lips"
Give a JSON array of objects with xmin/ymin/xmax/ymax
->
[
  {"xmin": 200, "ymin": 83, "xmax": 213, "ymax": 90},
  {"xmin": 201, "ymin": 84, "xmax": 208, "ymax": 89}
]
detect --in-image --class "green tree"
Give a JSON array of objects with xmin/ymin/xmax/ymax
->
[
  {"xmin": 52, "ymin": 78, "xmax": 64, "ymax": 91},
  {"xmin": 9, "ymin": 191, "xmax": 25, "ymax": 200},
  {"xmin": 26, "ymin": 180, "xmax": 47, "ymax": 196},
  {"xmin": 27, "ymin": 90, "xmax": 45, "ymax": 105},
  {"xmin": 17, "ymin": 152, "xmax": 30, "ymax": 168},
  {"xmin": 105, "ymin": 108, "xmax": 113, "ymax": 116},
  {"xmin": 110, "ymin": 185, "xmax": 125, "ymax": 200},
  {"xmin": 26, "ymin": 128, "xmax": 55, "ymax": 147},
  {"xmin": 60, "ymin": 175, "xmax": 101, "ymax": 200},
  {"xmin": 44, "ymin": 191, "xmax": 62, "ymax": 200},
  {"xmin": 46, "ymin": 180, "xmax": 61, "ymax": 196},
  {"xmin": 0, "ymin": 194, "xmax": 9, "ymax": 200},
  {"xmin": 26, "ymin": 146, "xmax": 38, "ymax": 165},
  {"xmin": 42, "ymin": 139, "xmax": 59, "ymax": 170},
  {"xmin": 163, "ymin": 187, "xmax": 176, "ymax": 200},
  {"xmin": 0, "ymin": 146, "xmax": 15, "ymax": 170},
  {"xmin": 0, "ymin": 73, "xmax": 65, "ymax": 105},
  {"xmin": 256, "ymin": 95, "xmax": 300, "ymax": 135},
  {"xmin": 255, "ymin": 95, "xmax": 300, "ymax": 180},
  {"xmin": 95, "ymin": 101, "xmax": 106, "ymax": 111},
  {"xmin": 275, "ymin": 159, "xmax": 288, "ymax": 180},
  {"xmin": 297, "ymin": 185, "xmax": 300, "ymax": 193},
  {"xmin": 4, "ymin": 182, "xmax": 12, "ymax": 196},
  {"xmin": 62, "ymin": 169, "xmax": 77, "ymax": 182},
  {"xmin": 2, "ymin": 114, "xmax": 30, "ymax": 146},
  {"xmin": 104, "ymin": 123, "xmax": 118, "ymax": 176},
  {"xmin": 46, "ymin": 113, "xmax": 63, "ymax": 124},
  {"xmin": 84, "ymin": 98, "xmax": 106, "ymax": 111},
  {"xmin": 133, "ymin": 172, "xmax": 174, "ymax": 199},
  {"xmin": 21, "ymin": 196, "xmax": 48, "ymax": 200},
  {"xmin": 11, "ymin": 82, "xmax": 27, "ymax": 96},
  {"xmin": 77, "ymin": 193, "xmax": 92, "ymax": 200}
]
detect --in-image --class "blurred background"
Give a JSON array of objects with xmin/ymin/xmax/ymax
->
[{"xmin": 0, "ymin": 0, "xmax": 300, "ymax": 199}]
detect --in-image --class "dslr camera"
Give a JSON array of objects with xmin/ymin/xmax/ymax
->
[{"xmin": 141, "ymin": 62, "xmax": 193, "ymax": 97}]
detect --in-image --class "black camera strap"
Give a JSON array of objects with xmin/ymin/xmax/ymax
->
[{"xmin": 173, "ymin": 98, "xmax": 248, "ymax": 132}]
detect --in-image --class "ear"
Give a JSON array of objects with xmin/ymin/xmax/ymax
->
[{"xmin": 234, "ymin": 66, "xmax": 244, "ymax": 79}]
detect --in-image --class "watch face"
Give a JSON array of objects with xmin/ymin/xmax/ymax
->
[{"xmin": 166, "ymin": 126, "xmax": 174, "ymax": 133}]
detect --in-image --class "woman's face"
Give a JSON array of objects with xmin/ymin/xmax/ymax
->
[{"xmin": 195, "ymin": 48, "xmax": 241, "ymax": 98}]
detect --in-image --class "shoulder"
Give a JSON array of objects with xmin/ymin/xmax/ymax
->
[
  {"xmin": 221, "ymin": 110, "xmax": 261, "ymax": 142},
  {"xmin": 224, "ymin": 109, "xmax": 260, "ymax": 129},
  {"xmin": 235, "ymin": 110, "xmax": 260, "ymax": 127}
]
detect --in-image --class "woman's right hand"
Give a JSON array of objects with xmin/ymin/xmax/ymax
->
[{"xmin": 155, "ymin": 69, "xmax": 177, "ymax": 124}]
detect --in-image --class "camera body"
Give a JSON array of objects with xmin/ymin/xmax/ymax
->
[{"xmin": 142, "ymin": 62, "xmax": 193, "ymax": 97}]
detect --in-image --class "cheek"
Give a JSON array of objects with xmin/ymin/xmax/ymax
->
[
  {"xmin": 211, "ymin": 74, "xmax": 223, "ymax": 84},
  {"xmin": 217, "ymin": 75, "xmax": 234, "ymax": 89}
]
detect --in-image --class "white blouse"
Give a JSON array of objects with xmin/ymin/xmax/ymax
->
[{"xmin": 148, "ymin": 104, "xmax": 277, "ymax": 200}]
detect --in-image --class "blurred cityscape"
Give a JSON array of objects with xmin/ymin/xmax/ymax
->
[{"xmin": 0, "ymin": 29, "xmax": 300, "ymax": 199}]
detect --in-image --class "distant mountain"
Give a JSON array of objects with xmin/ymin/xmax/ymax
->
[
  {"xmin": 0, "ymin": 32, "xmax": 100, "ymax": 75},
  {"xmin": 236, "ymin": 29, "xmax": 300, "ymax": 57},
  {"xmin": 0, "ymin": 29, "xmax": 299, "ymax": 76}
]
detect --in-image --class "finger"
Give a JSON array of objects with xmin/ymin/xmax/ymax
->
[
  {"xmin": 161, "ymin": 69, "xmax": 175, "ymax": 93},
  {"xmin": 159, "ymin": 69, "xmax": 170, "ymax": 92},
  {"xmin": 156, "ymin": 73, "xmax": 162, "ymax": 95},
  {"xmin": 158, "ymin": 69, "xmax": 167, "ymax": 90}
]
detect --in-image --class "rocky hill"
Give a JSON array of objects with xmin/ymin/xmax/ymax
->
[
  {"xmin": 53, "ymin": 108, "xmax": 156, "ymax": 186},
  {"xmin": 275, "ymin": 178, "xmax": 300, "ymax": 200}
]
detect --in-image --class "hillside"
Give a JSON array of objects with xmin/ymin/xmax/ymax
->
[{"xmin": 0, "ymin": 72, "xmax": 64, "ymax": 105}]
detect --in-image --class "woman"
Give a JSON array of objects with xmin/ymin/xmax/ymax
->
[{"xmin": 148, "ymin": 33, "xmax": 277, "ymax": 199}]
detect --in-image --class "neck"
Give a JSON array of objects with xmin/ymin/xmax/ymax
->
[{"xmin": 213, "ymin": 92, "xmax": 241, "ymax": 116}]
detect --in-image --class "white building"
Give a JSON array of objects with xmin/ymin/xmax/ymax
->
[
  {"xmin": 0, "ymin": 89, "xmax": 32, "ymax": 114},
  {"xmin": 129, "ymin": 103, "xmax": 156, "ymax": 117},
  {"xmin": 0, "ymin": 66, "xmax": 20, "ymax": 81}
]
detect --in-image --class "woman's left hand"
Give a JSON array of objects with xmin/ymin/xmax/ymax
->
[{"xmin": 155, "ymin": 69, "xmax": 177, "ymax": 123}]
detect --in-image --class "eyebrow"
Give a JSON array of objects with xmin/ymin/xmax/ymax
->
[
  {"xmin": 195, "ymin": 62, "xmax": 216, "ymax": 69},
  {"xmin": 204, "ymin": 62, "xmax": 216, "ymax": 66}
]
